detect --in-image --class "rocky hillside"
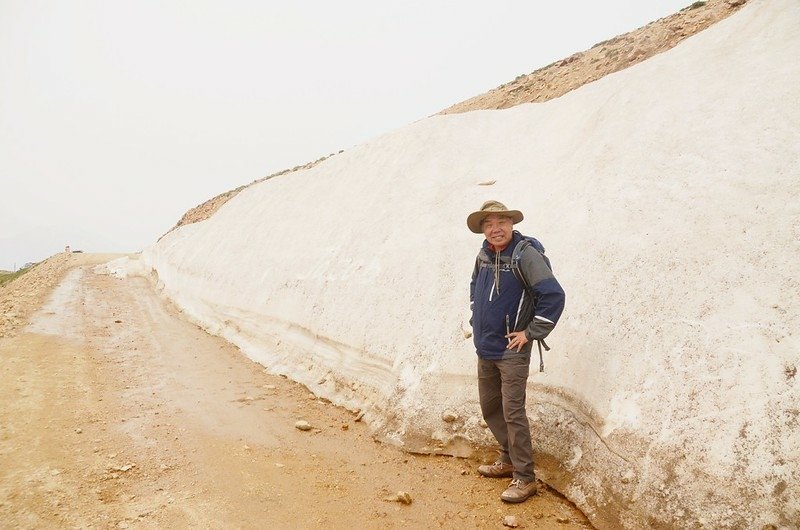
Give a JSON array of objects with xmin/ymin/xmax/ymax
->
[
  {"xmin": 167, "ymin": 0, "xmax": 746, "ymax": 234},
  {"xmin": 440, "ymin": 0, "xmax": 747, "ymax": 114},
  {"xmin": 161, "ymin": 153, "xmax": 339, "ymax": 239}
]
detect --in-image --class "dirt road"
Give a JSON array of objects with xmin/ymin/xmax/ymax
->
[{"xmin": 0, "ymin": 256, "xmax": 591, "ymax": 529}]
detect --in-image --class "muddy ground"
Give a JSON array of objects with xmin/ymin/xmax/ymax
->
[{"xmin": 0, "ymin": 254, "xmax": 592, "ymax": 529}]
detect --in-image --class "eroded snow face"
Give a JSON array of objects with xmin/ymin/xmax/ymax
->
[{"xmin": 141, "ymin": 0, "xmax": 800, "ymax": 527}]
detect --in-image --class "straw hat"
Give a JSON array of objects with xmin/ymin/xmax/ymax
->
[{"xmin": 466, "ymin": 200, "xmax": 524, "ymax": 234}]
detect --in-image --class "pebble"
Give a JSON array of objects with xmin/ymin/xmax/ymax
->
[
  {"xmin": 502, "ymin": 515, "xmax": 519, "ymax": 528},
  {"xmin": 75, "ymin": 428, "xmax": 82, "ymax": 434},
  {"xmin": 383, "ymin": 491, "xmax": 412, "ymax": 505},
  {"xmin": 556, "ymin": 515, "xmax": 570, "ymax": 524},
  {"xmin": 263, "ymin": 384, "xmax": 276, "ymax": 390},
  {"xmin": 295, "ymin": 420, "xmax": 312, "ymax": 431},
  {"xmin": 441, "ymin": 411, "xmax": 458, "ymax": 423}
]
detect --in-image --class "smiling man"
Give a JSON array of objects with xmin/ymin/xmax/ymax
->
[{"xmin": 467, "ymin": 200, "xmax": 565, "ymax": 503}]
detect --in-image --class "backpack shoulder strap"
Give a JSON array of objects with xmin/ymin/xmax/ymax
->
[{"xmin": 510, "ymin": 239, "xmax": 533, "ymax": 290}]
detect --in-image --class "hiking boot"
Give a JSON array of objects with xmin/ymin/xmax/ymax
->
[
  {"xmin": 500, "ymin": 478, "xmax": 538, "ymax": 503},
  {"xmin": 477, "ymin": 461, "xmax": 514, "ymax": 478}
]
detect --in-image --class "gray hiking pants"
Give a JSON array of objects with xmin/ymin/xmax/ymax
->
[{"xmin": 478, "ymin": 355, "xmax": 534, "ymax": 482}]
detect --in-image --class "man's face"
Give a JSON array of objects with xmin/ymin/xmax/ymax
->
[{"xmin": 482, "ymin": 214, "xmax": 514, "ymax": 249}]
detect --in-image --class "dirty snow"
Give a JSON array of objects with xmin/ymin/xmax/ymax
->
[{"xmin": 141, "ymin": 0, "xmax": 799, "ymax": 527}]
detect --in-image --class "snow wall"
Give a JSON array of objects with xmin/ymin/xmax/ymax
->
[{"xmin": 142, "ymin": 1, "xmax": 799, "ymax": 528}]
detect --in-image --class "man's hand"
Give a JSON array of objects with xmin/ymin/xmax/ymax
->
[{"xmin": 505, "ymin": 331, "xmax": 529, "ymax": 353}]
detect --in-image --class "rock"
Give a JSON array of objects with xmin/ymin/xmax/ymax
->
[
  {"xmin": 556, "ymin": 515, "xmax": 570, "ymax": 524},
  {"xmin": 295, "ymin": 420, "xmax": 312, "ymax": 431},
  {"xmin": 75, "ymin": 428, "xmax": 82, "ymax": 434},
  {"xmin": 621, "ymin": 469, "xmax": 636, "ymax": 484},
  {"xmin": 341, "ymin": 424, "xmax": 349, "ymax": 431},
  {"xmin": 263, "ymin": 384, "xmax": 276, "ymax": 390},
  {"xmin": 442, "ymin": 411, "xmax": 458, "ymax": 423},
  {"xmin": 383, "ymin": 491, "xmax": 412, "ymax": 505},
  {"xmin": 727, "ymin": 0, "xmax": 746, "ymax": 6},
  {"xmin": 502, "ymin": 515, "xmax": 519, "ymax": 527}
]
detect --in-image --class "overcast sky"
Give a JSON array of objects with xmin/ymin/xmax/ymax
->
[{"xmin": 0, "ymin": 0, "xmax": 693, "ymax": 271}]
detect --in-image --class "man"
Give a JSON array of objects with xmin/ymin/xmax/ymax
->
[{"xmin": 467, "ymin": 200, "xmax": 565, "ymax": 503}]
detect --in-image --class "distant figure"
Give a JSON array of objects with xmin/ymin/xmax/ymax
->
[
  {"xmin": 467, "ymin": 200, "xmax": 565, "ymax": 503},
  {"xmin": 65, "ymin": 245, "xmax": 71, "ymax": 253}
]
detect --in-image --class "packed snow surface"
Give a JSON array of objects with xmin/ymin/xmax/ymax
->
[{"xmin": 143, "ymin": 1, "xmax": 799, "ymax": 527}]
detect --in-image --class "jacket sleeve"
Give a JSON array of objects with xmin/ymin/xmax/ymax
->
[{"xmin": 519, "ymin": 246, "xmax": 565, "ymax": 341}]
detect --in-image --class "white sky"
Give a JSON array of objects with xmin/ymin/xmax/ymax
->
[{"xmin": 1, "ymin": 0, "xmax": 693, "ymax": 271}]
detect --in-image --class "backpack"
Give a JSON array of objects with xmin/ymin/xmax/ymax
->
[{"xmin": 504, "ymin": 233, "xmax": 553, "ymax": 372}]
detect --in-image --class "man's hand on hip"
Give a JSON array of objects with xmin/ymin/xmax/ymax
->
[{"xmin": 505, "ymin": 331, "xmax": 529, "ymax": 352}]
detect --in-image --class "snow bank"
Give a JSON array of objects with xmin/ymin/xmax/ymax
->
[
  {"xmin": 143, "ymin": 0, "xmax": 799, "ymax": 527},
  {"xmin": 93, "ymin": 256, "xmax": 148, "ymax": 279}
]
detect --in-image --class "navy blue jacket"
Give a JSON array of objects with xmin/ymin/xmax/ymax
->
[{"xmin": 470, "ymin": 231, "xmax": 565, "ymax": 360}]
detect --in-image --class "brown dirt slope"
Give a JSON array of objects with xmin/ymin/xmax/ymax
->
[
  {"xmin": 0, "ymin": 252, "xmax": 126, "ymax": 338},
  {"xmin": 440, "ymin": 0, "xmax": 747, "ymax": 114},
  {"xmin": 166, "ymin": 0, "xmax": 746, "ymax": 234}
]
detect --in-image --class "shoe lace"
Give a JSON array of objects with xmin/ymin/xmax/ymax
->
[{"xmin": 509, "ymin": 478, "xmax": 525, "ymax": 488}]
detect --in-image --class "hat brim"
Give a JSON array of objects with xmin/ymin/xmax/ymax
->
[{"xmin": 467, "ymin": 210, "xmax": 523, "ymax": 233}]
